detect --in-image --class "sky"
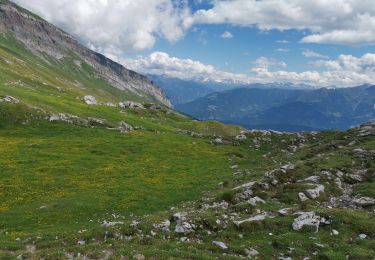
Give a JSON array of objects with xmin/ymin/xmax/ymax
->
[{"xmin": 11, "ymin": 0, "xmax": 375, "ymax": 87}]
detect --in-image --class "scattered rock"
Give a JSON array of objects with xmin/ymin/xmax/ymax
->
[
  {"xmin": 213, "ymin": 138, "xmax": 223, "ymax": 145},
  {"xmin": 119, "ymin": 101, "xmax": 144, "ymax": 109},
  {"xmin": 304, "ymin": 184, "xmax": 325, "ymax": 199},
  {"xmin": 0, "ymin": 95, "xmax": 19, "ymax": 103},
  {"xmin": 234, "ymin": 214, "xmax": 271, "ymax": 227},
  {"xmin": 292, "ymin": 212, "xmax": 329, "ymax": 232},
  {"xmin": 332, "ymin": 229, "xmax": 339, "ymax": 235},
  {"xmin": 278, "ymin": 208, "xmax": 293, "ymax": 216},
  {"xmin": 235, "ymin": 134, "xmax": 247, "ymax": 141},
  {"xmin": 212, "ymin": 241, "xmax": 228, "ymax": 250},
  {"xmin": 348, "ymin": 174, "xmax": 363, "ymax": 183},
  {"xmin": 171, "ymin": 212, "xmax": 187, "ymax": 222},
  {"xmin": 150, "ymin": 105, "xmax": 162, "ymax": 110},
  {"xmin": 358, "ymin": 234, "xmax": 367, "ymax": 240},
  {"xmin": 202, "ymin": 201, "xmax": 229, "ymax": 210},
  {"xmin": 298, "ymin": 176, "xmax": 320, "ymax": 184},
  {"xmin": 352, "ymin": 197, "xmax": 375, "ymax": 207},
  {"xmin": 175, "ymin": 221, "xmax": 195, "ymax": 233},
  {"xmin": 247, "ymin": 196, "xmax": 266, "ymax": 206},
  {"xmin": 352, "ymin": 148, "xmax": 368, "ymax": 158},
  {"xmin": 281, "ymin": 163, "xmax": 295, "ymax": 172},
  {"xmin": 83, "ymin": 95, "xmax": 97, "ymax": 105},
  {"xmin": 88, "ymin": 117, "xmax": 106, "ymax": 126},
  {"xmin": 245, "ymin": 248, "xmax": 259, "ymax": 257},
  {"xmin": 77, "ymin": 240, "xmax": 85, "ymax": 246},
  {"xmin": 153, "ymin": 220, "xmax": 171, "ymax": 231},
  {"xmin": 298, "ymin": 192, "xmax": 308, "ymax": 202},
  {"xmin": 118, "ymin": 121, "xmax": 134, "ymax": 133},
  {"xmin": 134, "ymin": 254, "xmax": 145, "ymax": 260},
  {"xmin": 335, "ymin": 178, "xmax": 343, "ymax": 190},
  {"xmin": 233, "ymin": 181, "xmax": 257, "ymax": 191},
  {"xmin": 101, "ymin": 221, "xmax": 124, "ymax": 228}
]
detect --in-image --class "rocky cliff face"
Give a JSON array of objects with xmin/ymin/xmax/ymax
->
[{"xmin": 0, "ymin": 0, "xmax": 171, "ymax": 107}]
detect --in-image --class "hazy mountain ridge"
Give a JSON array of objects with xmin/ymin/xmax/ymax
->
[{"xmin": 177, "ymin": 85, "xmax": 375, "ymax": 131}]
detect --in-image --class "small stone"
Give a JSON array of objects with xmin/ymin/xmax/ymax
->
[
  {"xmin": 298, "ymin": 192, "xmax": 308, "ymax": 202},
  {"xmin": 153, "ymin": 220, "xmax": 171, "ymax": 231},
  {"xmin": 77, "ymin": 240, "xmax": 85, "ymax": 246},
  {"xmin": 83, "ymin": 95, "xmax": 97, "ymax": 105},
  {"xmin": 352, "ymin": 197, "xmax": 375, "ymax": 207},
  {"xmin": 298, "ymin": 176, "xmax": 320, "ymax": 183},
  {"xmin": 292, "ymin": 212, "xmax": 328, "ymax": 232},
  {"xmin": 304, "ymin": 184, "xmax": 325, "ymax": 199},
  {"xmin": 118, "ymin": 121, "xmax": 134, "ymax": 132},
  {"xmin": 134, "ymin": 254, "xmax": 145, "ymax": 260},
  {"xmin": 0, "ymin": 95, "xmax": 19, "ymax": 103},
  {"xmin": 212, "ymin": 241, "xmax": 228, "ymax": 250},
  {"xmin": 247, "ymin": 196, "xmax": 266, "ymax": 206},
  {"xmin": 332, "ymin": 229, "xmax": 339, "ymax": 235},
  {"xmin": 245, "ymin": 248, "xmax": 259, "ymax": 257},
  {"xmin": 358, "ymin": 234, "xmax": 367, "ymax": 239}
]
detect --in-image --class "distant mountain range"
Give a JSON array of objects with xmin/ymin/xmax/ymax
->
[
  {"xmin": 172, "ymin": 83, "xmax": 375, "ymax": 131},
  {"xmin": 150, "ymin": 75, "xmax": 320, "ymax": 107}
]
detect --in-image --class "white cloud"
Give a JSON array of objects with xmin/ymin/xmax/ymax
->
[
  {"xmin": 276, "ymin": 40, "xmax": 289, "ymax": 44},
  {"xmin": 254, "ymin": 57, "xmax": 287, "ymax": 69},
  {"xmin": 12, "ymin": 0, "xmax": 192, "ymax": 53},
  {"xmin": 251, "ymin": 53, "xmax": 375, "ymax": 86},
  {"xmin": 276, "ymin": 48, "xmax": 290, "ymax": 52},
  {"xmin": 121, "ymin": 52, "xmax": 252, "ymax": 84},
  {"xmin": 193, "ymin": 0, "xmax": 375, "ymax": 45},
  {"xmin": 221, "ymin": 31, "xmax": 233, "ymax": 39},
  {"xmin": 120, "ymin": 52, "xmax": 375, "ymax": 87},
  {"xmin": 302, "ymin": 49, "xmax": 328, "ymax": 59}
]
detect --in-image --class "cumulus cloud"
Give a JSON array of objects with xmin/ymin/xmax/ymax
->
[
  {"xmin": 193, "ymin": 0, "xmax": 375, "ymax": 45},
  {"xmin": 12, "ymin": 0, "xmax": 192, "ymax": 53},
  {"xmin": 251, "ymin": 53, "xmax": 375, "ymax": 86},
  {"xmin": 302, "ymin": 49, "xmax": 329, "ymax": 59},
  {"xmin": 121, "ymin": 52, "xmax": 252, "ymax": 84},
  {"xmin": 120, "ymin": 52, "xmax": 375, "ymax": 87},
  {"xmin": 221, "ymin": 31, "xmax": 233, "ymax": 39}
]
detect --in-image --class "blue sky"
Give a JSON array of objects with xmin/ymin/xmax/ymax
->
[{"xmin": 12, "ymin": 0, "xmax": 375, "ymax": 87}]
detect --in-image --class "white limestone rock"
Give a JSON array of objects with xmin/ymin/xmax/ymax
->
[{"xmin": 83, "ymin": 95, "xmax": 97, "ymax": 105}]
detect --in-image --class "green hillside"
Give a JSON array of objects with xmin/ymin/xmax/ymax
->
[{"xmin": 0, "ymin": 4, "xmax": 375, "ymax": 259}]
